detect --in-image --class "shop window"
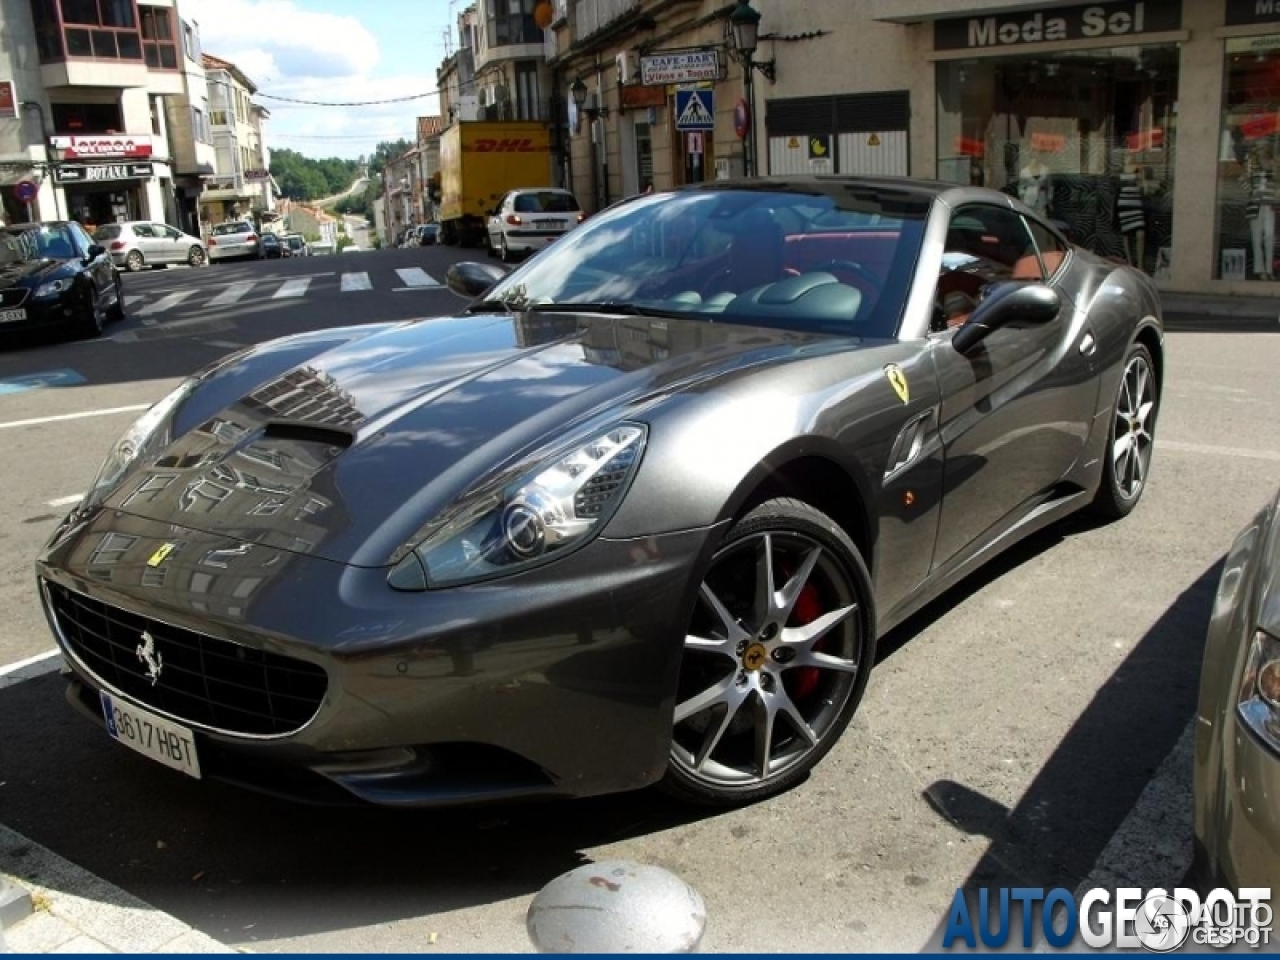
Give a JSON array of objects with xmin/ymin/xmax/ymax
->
[
  {"xmin": 1215, "ymin": 37, "xmax": 1280, "ymax": 282},
  {"xmin": 936, "ymin": 45, "xmax": 1179, "ymax": 279},
  {"xmin": 140, "ymin": 6, "xmax": 177, "ymax": 69}
]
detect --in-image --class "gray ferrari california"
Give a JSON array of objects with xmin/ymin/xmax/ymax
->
[{"xmin": 36, "ymin": 176, "xmax": 1163, "ymax": 808}]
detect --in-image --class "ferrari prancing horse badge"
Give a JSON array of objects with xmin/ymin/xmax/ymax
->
[{"xmin": 884, "ymin": 364, "xmax": 909, "ymax": 404}]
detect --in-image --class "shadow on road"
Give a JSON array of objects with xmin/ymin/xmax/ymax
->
[{"xmin": 911, "ymin": 558, "xmax": 1221, "ymax": 951}]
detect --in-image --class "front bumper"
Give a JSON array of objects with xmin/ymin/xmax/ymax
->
[
  {"xmin": 36, "ymin": 506, "xmax": 718, "ymax": 807},
  {"xmin": 0, "ymin": 292, "xmax": 86, "ymax": 337},
  {"xmin": 1193, "ymin": 492, "xmax": 1280, "ymax": 890}
]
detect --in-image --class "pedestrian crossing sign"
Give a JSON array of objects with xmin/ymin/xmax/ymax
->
[{"xmin": 675, "ymin": 89, "xmax": 715, "ymax": 131}]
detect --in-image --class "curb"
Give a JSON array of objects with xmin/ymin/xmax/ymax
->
[{"xmin": 0, "ymin": 824, "xmax": 240, "ymax": 954}]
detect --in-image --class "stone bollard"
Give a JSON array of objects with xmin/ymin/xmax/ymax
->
[{"xmin": 527, "ymin": 861, "xmax": 706, "ymax": 953}]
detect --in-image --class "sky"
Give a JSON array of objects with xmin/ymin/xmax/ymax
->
[{"xmin": 181, "ymin": 0, "xmax": 456, "ymax": 160}]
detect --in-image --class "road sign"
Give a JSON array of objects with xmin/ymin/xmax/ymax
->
[
  {"xmin": 687, "ymin": 131, "xmax": 704, "ymax": 154},
  {"xmin": 13, "ymin": 179, "xmax": 36, "ymax": 203},
  {"xmin": 675, "ymin": 89, "xmax": 715, "ymax": 131},
  {"xmin": 734, "ymin": 98, "xmax": 750, "ymax": 140}
]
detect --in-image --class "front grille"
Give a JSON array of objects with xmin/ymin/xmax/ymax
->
[
  {"xmin": 0, "ymin": 288, "xmax": 29, "ymax": 309},
  {"xmin": 46, "ymin": 581, "xmax": 327, "ymax": 737}
]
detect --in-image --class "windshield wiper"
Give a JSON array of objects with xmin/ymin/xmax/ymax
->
[
  {"xmin": 465, "ymin": 299, "xmax": 520, "ymax": 314},
  {"xmin": 529, "ymin": 302, "xmax": 644, "ymax": 316}
]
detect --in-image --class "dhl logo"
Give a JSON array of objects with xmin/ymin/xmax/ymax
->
[{"xmin": 469, "ymin": 138, "xmax": 545, "ymax": 153}]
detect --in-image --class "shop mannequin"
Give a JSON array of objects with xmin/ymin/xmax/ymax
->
[
  {"xmin": 1245, "ymin": 145, "xmax": 1277, "ymax": 280},
  {"xmin": 1116, "ymin": 160, "xmax": 1146, "ymax": 270},
  {"xmin": 1018, "ymin": 156, "xmax": 1052, "ymax": 215}
]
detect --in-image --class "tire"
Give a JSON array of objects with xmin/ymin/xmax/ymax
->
[
  {"xmin": 187, "ymin": 245, "xmax": 206, "ymax": 267},
  {"xmin": 1088, "ymin": 341, "xmax": 1159, "ymax": 521},
  {"xmin": 500, "ymin": 236, "xmax": 514, "ymax": 263},
  {"xmin": 76, "ymin": 286, "xmax": 104, "ymax": 339},
  {"xmin": 660, "ymin": 497, "xmax": 876, "ymax": 806},
  {"xmin": 125, "ymin": 250, "xmax": 145, "ymax": 272},
  {"xmin": 107, "ymin": 277, "xmax": 125, "ymax": 323}
]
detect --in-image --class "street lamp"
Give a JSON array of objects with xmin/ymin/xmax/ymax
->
[
  {"xmin": 570, "ymin": 77, "xmax": 608, "ymax": 120},
  {"xmin": 728, "ymin": 1, "xmax": 776, "ymax": 179}
]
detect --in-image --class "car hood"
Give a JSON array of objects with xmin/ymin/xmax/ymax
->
[
  {"xmin": 0, "ymin": 258, "xmax": 73, "ymax": 288},
  {"xmin": 105, "ymin": 311, "xmax": 848, "ymax": 567}
]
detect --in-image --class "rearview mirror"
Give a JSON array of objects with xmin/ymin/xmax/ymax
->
[
  {"xmin": 86, "ymin": 243, "xmax": 106, "ymax": 259},
  {"xmin": 952, "ymin": 281, "xmax": 1061, "ymax": 354},
  {"xmin": 446, "ymin": 261, "xmax": 509, "ymax": 299}
]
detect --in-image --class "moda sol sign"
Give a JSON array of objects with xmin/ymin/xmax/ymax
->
[{"xmin": 934, "ymin": 1, "xmax": 1182, "ymax": 51}]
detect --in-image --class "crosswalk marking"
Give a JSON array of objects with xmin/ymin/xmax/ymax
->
[
  {"xmin": 340, "ymin": 272, "xmax": 371, "ymax": 292},
  {"xmin": 136, "ymin": 290, "xmax": 195, "ymax": 316},
  {"xmin": 206, "ymin": 281, "xmax": 256, "ymax": 307},
  {"xmin": 272, "ymin": 277, "xmax": 312, "ymax": 299},
  {"xmin": 124, "ymin": 295, "xmax": 146, "ymax": 307},
  {"xmin": 395, "ymin": 267, "xmax": 440, "ymax": 288}
]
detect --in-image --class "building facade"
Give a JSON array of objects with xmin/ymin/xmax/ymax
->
[
  {"xmin": 200, "ymin": 53, "xmax": 273, "ymax": 227},
  {"xmin": 737, "ymin": 0, "xmax": 1280, "ymax": 297},
  {"xmin": 162, "ymin": 11, "xmax": 215, "ymax": 236},
  {"xmin": 547, "ymin": 0, "xmax": 749, "ymax": 212},
  {"xmin": 0, "ymin": 0, "xmax": 203, "ymax": 228}
]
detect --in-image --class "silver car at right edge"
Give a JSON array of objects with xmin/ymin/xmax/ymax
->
[{"xmin": 1195, "ymin": 485, "xmax": 1280, "ymax": 891}]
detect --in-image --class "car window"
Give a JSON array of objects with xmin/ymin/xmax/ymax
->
[
  {"xmin": 481, "ymin": 187, "xmax": 932, "ymax": 340},
  {"xmin": 70, "ymin": 222, "xmax": 94, "ymax": 256},
  {"xmin": 514, "ymin": 192, "xmax": 579, "ymax": 213},
  {"xmin": 159, "ymin": 225, "xmax": 181, "ymax": 239},
  {"xmin": 130, "ymin": 224, "xmax": 155, "ymax": 238},
  {"xmin": 29, "ymin": 226, "xmax": 77, "ymax": 260},
  {"xmin": 211, "ymin": 222, "xmax": 251, "ymax": 236},
  {"xmin": 934, "ymin": 204, "xmax": 1041, "ymax": 330},
  {"xmin": 93, "ymin": 225, "xmax": 122, "ymax": 241},
  {"xmin": 1024, "ymin": 218, "xmax": 1069, "ymax": 277}
]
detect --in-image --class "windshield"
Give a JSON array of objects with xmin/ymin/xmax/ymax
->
[
  {"xmin": 481, "ymin": 185, "xmax": 930, "ymax": 339},
  {"xmin": 0, "ymin": 226, "xmax": 78, "ymax": 262},
  {"xmin": 93, "ymin": 225, "xmax": 122, "ymax": 241},
  {"xmin": 212, "ymin": 222, "xmax": 252, "ymax": 236},
  {"xmin": 514, "ymin": 191, "xmax": 580, "ymax": 213}
]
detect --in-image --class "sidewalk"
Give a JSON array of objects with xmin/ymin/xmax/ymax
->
[
  {"xmin": 0, "ymin": 655, "xmax": 239, "ymax": 955},
  {"xmin": 1160, "ymin": 290, "xmax": 1280, "ymax": 332}
]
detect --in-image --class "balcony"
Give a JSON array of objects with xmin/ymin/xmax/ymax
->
[{"xmin": 572, "ymin": 0, "xmax": 639, "ymax": 42}]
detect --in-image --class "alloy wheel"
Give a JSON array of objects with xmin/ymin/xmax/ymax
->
[
  {"xmin": 671, "ymin": 529, "xmax": 865, "ymax": 792},
  {"xmin": 1112, "ymin": 353, "xmax": 1156, "ymax": 501},
  {"xmin": 126, "ymin": 250, "xmax": 144, "ymax": 272},
  {"xmin": 189, "ymin": 246, "xmax": 206, "ymax": 267}
]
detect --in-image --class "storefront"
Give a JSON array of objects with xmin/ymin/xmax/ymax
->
[
  {"xmin": 48, "ymin": 134, "xmax": 166, "ymax": 231},
  {"xmin": 56, "ymin": 162, "xmax": 152, "ymax": 231}
]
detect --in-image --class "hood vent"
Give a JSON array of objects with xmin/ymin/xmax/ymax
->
[{"xmin": 262, "ymin": 420, "xmax": 356, "ymax": 449}]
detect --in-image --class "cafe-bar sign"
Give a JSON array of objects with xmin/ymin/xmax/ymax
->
[
  {"xmin": 640, "ymin": 49, "xmax": 720, "ymax": 86},
  {"xmin": 935, "ymin": 1, "xmax": 1181, "ymax": 50}
]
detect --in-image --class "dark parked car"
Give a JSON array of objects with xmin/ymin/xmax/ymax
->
[
  {"xmin": 0, "ymin": 221, "xmax": 123, "ymax": 341},
  {"xmin": 259, "ymin": 232, "xmax": 283, "ymax": 259},
  {"xmin": 36, "ymin": 177, "xmax": 1162, "ymax": 808}
]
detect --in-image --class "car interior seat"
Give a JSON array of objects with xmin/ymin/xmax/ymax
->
[{"xmin": 704, "ymin": 208, "xmax": 786, "ymax": 297}]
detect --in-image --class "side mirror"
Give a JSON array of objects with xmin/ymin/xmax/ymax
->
[
  {"xmin": 86, "ymin": 243, "xmax": 106, "ymax": 259},
  {"xmin": 446, "ymin": 261, "xmax": 510, "ymax": 299},
  {"xmin": 952, "ymin": 281, "xmax": 1061, "ymax": 354}
]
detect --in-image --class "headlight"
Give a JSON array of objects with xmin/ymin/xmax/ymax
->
[
  {"xmin": 34, "ymin": 278, "xmax": 72, "ymax": 299},
  {"xmin": 389, "ymin": 424, "xmax": 647, "ymax": 590},
  {"xmin": 79, "ymin": 379, "xmax": 195, "ymax": 511},
  {"xmin": 1237, "ymin": 629, "xmax": 1280, "ymax": 751}
]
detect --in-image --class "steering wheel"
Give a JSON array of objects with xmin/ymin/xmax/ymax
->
[{"xmin": 806, "ymin": 259, "xmax": 884, "ymax": 297}]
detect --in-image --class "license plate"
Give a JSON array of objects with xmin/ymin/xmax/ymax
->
[
  {"xmin": 99, "ymin": 691, "xmax": 201, "ymax": 778},
  {"xmin": 0, "ymin": 308, "xmax": 26, "ymax": 323},
  {"xmin": 535, "ymin": 220, "xmax": 563, "ymax": 229}
]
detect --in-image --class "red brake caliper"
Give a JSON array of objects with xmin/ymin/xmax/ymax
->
[{"xmin": 788, "ymin": 584, "xmax": 824, "ymax": 700}]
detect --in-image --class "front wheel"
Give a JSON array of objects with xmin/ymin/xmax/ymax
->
[
  {"xmin": 1089, "ymin": 342, "xmax": 1159, "ymax": 521},
  {"xmin": 661, "ymin": 498, "xmax": 876, "ymax": 806}
]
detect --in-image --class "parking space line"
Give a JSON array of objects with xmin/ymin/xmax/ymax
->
[
  {"xmin": 0, "ymin": 404, "xmax": 150, "ymax": 430},
  {"xmin": 0, "ymin": 649, "xmax": 59, "ymax": 680},
  {"xmin": 205, "ymin": 281, "xmax": 256, "ymax": 307},
  {"xmin": 1162, "ymin": 440, "xmax": 1280, "ymax": 463}
]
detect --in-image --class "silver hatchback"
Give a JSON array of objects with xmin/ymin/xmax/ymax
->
[
  {"xmin": 94, "ymin": 221, "xmax": 208, "ymax": 271},
  {"xmin": 207, "ymin": 221, "xmax": 262, "ymax": 262}
]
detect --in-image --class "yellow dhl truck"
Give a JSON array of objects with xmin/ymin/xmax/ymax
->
[{"xmin": 437, "ymin": 121, "xmax": 554, "ymax": 247}]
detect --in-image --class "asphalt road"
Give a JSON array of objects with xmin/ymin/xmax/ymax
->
[{"xmin": 0, "ymin": 260, "xmax": 1277, "ymax": 951}]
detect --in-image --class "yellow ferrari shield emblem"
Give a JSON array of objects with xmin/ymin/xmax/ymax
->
[
  {"xmin": 147, "ymin": 542, "xmax": 177, "ymax": 568},
  {"xmin": 884, "ymin": 364, "xmax": 910, "ymax": 404}
]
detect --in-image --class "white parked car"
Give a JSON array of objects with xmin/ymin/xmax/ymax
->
[
  {"xmin": 207, "ymin": 221, "xmax": 261, "ymax": 262},
  {"xmin": 93, "ymin": 221, "xmax": 207, "ymax": 271},
  {"xmin": 486, "ymin": 189, "xmax": 584, "ymax": 262}
]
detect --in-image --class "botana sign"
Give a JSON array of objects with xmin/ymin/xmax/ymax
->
[{"xmin": 934, "ymin": 1, "xmax": 1181, "ymax": 51}]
